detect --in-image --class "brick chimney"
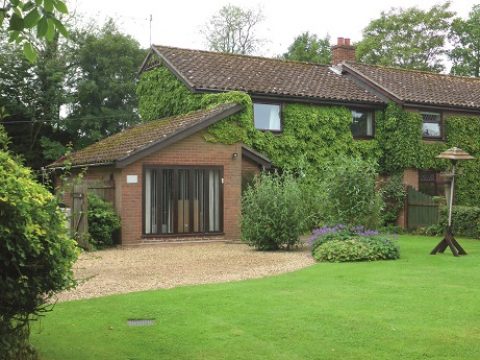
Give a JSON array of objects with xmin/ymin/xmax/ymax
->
[{"xmin": 331, "ymin": 37, "xmax": 356, "ymax": 65}]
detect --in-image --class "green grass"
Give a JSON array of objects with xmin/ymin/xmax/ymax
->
[{"xmin": 31, "ymin": 235, "xmax": 480, "ymax": 360}]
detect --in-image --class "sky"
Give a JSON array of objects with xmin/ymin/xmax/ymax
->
[{"xmin": 73, "ymin": 0, "xmax": 478, "ymax": 56}]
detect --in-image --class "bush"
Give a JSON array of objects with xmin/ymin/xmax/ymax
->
[
  {"xmin": 309, "ymin": 225, "xmax": 399, "ymax": 262},
  {"xmin": 0, "ymin": 150, "xmax": 77, "ymax": 358},
  {"xmin": 298, "ymin": 174, "xmax": 324, "ymax": 231},
  {"xmin": 319, "ymin": 157, "xmax": 383, "ymax": 229},
  {"xmin": 87, "ymin": 194, "xmax": 121, "ymax": 248},
  {"xmin": 241, "ymin": 172, "xmax": 305, "ymax": 250},
  {"xmin": 439, "ymin": 205, "xmax": 480, "ymax": 239},
  {"xmin": 380, "ymin": 174, "xmax": 406, "ymax": 226}
]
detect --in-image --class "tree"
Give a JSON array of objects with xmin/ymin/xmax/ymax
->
[
  {"xmin": 356, "ymin": 3, "xmax": 454, "ymax": 72},
  {"xmin": 283, "ymin": 32, "xmax": 331, "ymax": 64},
  {"xmin": 202, "ymin": 4, "xmax": 264, "ymax": 54},
  {"xmin": 0, "ymin": 0, "xmax": 69, "ymax": 62},
  {"xmin": 0, "ymin": 125, "xmax": 77, "ymax": 358},
  {"xmin": 0, "ymin": 31, "xmax": 70, "ymax": 169},
  {"xmin": 449, "ymin": 5, "xmax": 480, "ymax": 77},
  {"xmin": 61, "ymin": 20, "xmax": 146, "ymax": 149}
]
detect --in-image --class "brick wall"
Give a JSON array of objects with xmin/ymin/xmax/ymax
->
[
  {"xmin": 119, "ymin": 131, "xmax": 243, "ymax": 245},
  {"xmin": 331, "ymin": 37, "xmax": 356, "ymax": 65}
]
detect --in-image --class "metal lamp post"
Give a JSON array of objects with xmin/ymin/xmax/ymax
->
[{"xmin": 431, "ymin": 147, "xmax": 474, "ymax": 256}]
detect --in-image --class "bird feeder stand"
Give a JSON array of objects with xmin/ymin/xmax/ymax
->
[{"xmin": 430, "ymin": 147, "xmax": 474, "ymax": 256}]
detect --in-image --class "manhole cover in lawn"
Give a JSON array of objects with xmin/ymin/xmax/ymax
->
[{"xmin": 127, "ymin": 319, "xmax": 155, "ymax": 327}]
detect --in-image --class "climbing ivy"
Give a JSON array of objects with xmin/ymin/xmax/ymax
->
[
  {"xmin": 445, "ymin": 115, "xmax": 480, "ymax": 206},
  {"xmin": 137, "ymin": 66, "xmax": 480, "ymax": 205},
  {"xmin": 375, "ymin": 103, "xmax": 447, "ymax": 173},
  {"xmin": 137, "ymin": 67, "xmax": 380, "ymax": 173}
]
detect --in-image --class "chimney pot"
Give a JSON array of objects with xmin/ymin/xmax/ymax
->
[{"xmin": 331, "ymin": 36, "xmax": 356, "ymax": 65}]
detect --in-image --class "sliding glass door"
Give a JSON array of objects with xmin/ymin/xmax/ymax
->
[{"xmin": 144, "ymin": 167, "xmax": 223, "ymax": 235}]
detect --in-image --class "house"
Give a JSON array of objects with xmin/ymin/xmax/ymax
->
[{"xmin": 53, "ymin": 37, "xmax": 480, "ymax": 245}]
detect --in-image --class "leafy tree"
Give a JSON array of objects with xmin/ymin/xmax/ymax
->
[
  {"xmin": 449, "ymin": 5, "xmax": 480, "ymax": 77},
  {"xmin": 283, "ymin": 32, "xmax": 331, "ymax": 64},
  {"xmin": 202, "ymin": 4, "xmax": 264, "ymax": 54},
  {"xmin": 356, "ymin": 3, "xmax": 454, "ymax": 72},
  {"xmin": 0, "ymin": 32, "xmax": 70, "ymax": 169},
  {"xmin": 0, "ymin": 125, "xmax": 77, "ymax": 358},
  {"xmin": 0, "ymin": 0, "xmax": 69, "ymax": 62},
  {"xmin": 62, "ymin": 19, "xmax": 146, "ymax": 148}
]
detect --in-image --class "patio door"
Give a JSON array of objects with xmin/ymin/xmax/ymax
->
[{"xmin": 144, "ymin": 167, "xmax": 223, "ymax": 235}]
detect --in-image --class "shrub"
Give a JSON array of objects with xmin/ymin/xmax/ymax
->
[
  {"xmin": 0, "ymin": 150, "xmax": 77, "ymax": 358},
  {"xmin": 319, "ymin": 157, "xmax": 383, "ymax": 229},
  {"xmin": 241, "ymin": 172, "xmax": 305, "ymax": 250},
  {"xmin": 380, "ymin": 174, "xmax": 406, "ymax": 226},
  {"xmin": 87, "ymin": 194, "xmax": 121, "ymax": 248},
  {"xmin": 309, "ymin": 225, "xmax": 399, "ymax": 262},
  {"xmin": 313, "ymin": 239, "xmax": 372, "ymax": 262},
  {"xmin": 439, "ymin": 205, "xmax": 480, "ymax": 239},
  {"xmin": 313, "ymin": 236, "xmax": 399, "ymax": 262},
  {"xmin": 298, "ymin": 174, "xmax": 324, "ymax": 231}
]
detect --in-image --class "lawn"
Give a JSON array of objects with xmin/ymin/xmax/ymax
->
[{"xmin": 31, "ymin": 235, "xmax": 480, "ymax": 360}]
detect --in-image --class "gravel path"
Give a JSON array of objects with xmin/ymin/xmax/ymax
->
[{"xmin": 55, "ymin": 242, "xmax": 315, "ymax": 302}]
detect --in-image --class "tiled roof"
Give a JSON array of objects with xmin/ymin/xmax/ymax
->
[
  {"xmin": 344, "ymin": 62, "xmax": 480, "ymax": 110},
  {"xmin": 50, "ymin": 103, "xmax": 242, "ymax": 167},
  {"xmin": 151, "ymin": 45, "xmax": 384, "ymax": 105}
]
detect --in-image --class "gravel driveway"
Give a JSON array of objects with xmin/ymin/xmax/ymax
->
[{"xmin": 55, "ymin": 242, "xmax": 314, "ymax": 302}]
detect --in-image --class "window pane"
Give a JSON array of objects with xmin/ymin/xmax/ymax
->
[
  {"xmin": 144, "ymin": 169, "xmax": 157, "ymax": 234},
  {"xmin": 422, "ymin": 122, "xmax": 441, "ymax": 138},
  {"xmin": 351, "ymin": 110, "xmax": 373, "ymax": 137},
  {"xmin": 160, "ymin": 170, "xmax": 173, "ymax": 234},
  {"xmin": 177, "ymin": 170, "xmax": 190, "ymax": 233},
  {"xmin": 208, "ymin": 169, "xmax": 220, "ymax": 232},
  {"xmin": 254, "ymin": 103, "xmax": 281, "ymax": 131}
]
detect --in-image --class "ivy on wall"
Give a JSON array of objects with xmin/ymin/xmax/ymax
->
[
  {"xmin": 137, "ymin": 67, "xmax": 380, "ymax": 174},
  {"xmin": 375, "ymin": 103, "xmax": 447, "ymax": 173},
  {"xmin": 445, "ymin": 115, "xmax": 480, "ymax": 206},
  {"xmin": 137, "ymin": 66, "xmax": 480, "ymax": 205}
]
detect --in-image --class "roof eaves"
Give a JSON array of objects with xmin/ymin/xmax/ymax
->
[
  {"xmin": 195, "ymin": 88, "xmax": 385, "ymax": 108},
  {"xmin": 47, "ymin": 161, "xmax": 114, "ymax": 170},
  {"xmin": 241, "ymin": 145, "xmax": 272, "ymax": 169},
  {"xmin": 115, "ymin": 103, "xmax": 244, "ymax": 168},
  {"xmin": 341, "ymin": 62, "xmax": 404, "ymax": 105}
]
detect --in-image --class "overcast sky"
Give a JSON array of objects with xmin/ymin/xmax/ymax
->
[{"xmin": 73, "ymin": 0, "xmax": 478, "ymax": 56}]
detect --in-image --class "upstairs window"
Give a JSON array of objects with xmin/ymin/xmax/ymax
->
[
  {"xmin": 253, "ymin": 103, "xmax": 281, "ymax": 131},
  {"xmin": 351, "ymin": 110, "xmax": 374, "ymax": 138},
  {"xmin": 421, "ymin": 112, "xmax": 442, "ymax": 139}
]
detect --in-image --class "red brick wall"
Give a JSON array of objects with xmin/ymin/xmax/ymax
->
[{"xmin": 119, "ymin": 132, "xmax": 243, "ymax": 245}]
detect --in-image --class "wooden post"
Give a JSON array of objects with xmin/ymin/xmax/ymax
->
[{"xmin": 72, "ymin": 183, "xmax": 89, "ymax": 248}]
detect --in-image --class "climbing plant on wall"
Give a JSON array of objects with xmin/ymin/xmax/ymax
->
[
  {"xmin": 137, "ymin": 66, "xmax": 380, "ymax": 174},
  {"xmin": 137, "ymin": 66, "xmax": 480, "ymax": 205}
]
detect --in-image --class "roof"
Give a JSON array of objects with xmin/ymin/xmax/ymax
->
[
  {"xmin": 148, "ymin": 45, "xmax": 384, "ymax": 106},
  {"xmin": 49, "ymin": 103, "xmax": 245, "ymax": 168},
  {"xmin": 343, "ymin": 62, "xmax": 480, "ymax": 111}
]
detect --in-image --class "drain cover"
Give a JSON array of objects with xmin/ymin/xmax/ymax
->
[{"xmin": 127, "ymin": 319, "xmax": 155, "ymax": 327}]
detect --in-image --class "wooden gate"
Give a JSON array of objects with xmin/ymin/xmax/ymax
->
[
  {"xmin": 72, "ymin": 183, "xmax": 89, "ymax": 246},
  {"xmin": 407, "ymin": 186, "xmax": 439, "ymax": 229}
]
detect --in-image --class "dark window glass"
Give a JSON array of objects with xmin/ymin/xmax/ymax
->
[
  {"xmin": 421, "ymin": 112, "xmax": 441, "ymax": 138},
  {"xmin": 351, "ymin": 110, "xmax": 374, "ymax": 138},
  {"xmin": 144, "ymin": 167, "xmax": 222, "ymax": 235},
  {"xmin": 253, "ymin": 103, "xmax": 281, "ymax": 131},
  {"xmin": 419, "ymin": 170, "xmax": 445, "ymax": 196}
]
